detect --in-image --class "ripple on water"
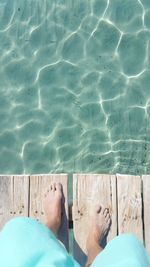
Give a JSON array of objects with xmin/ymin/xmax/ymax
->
[
  {"xmin": 55, "ymin": 125, "xmax": 83, "ymax": 147},
  {"xmin": 54, "ymin": 1, "xmax": 89, "ymax": 32},
  {"xmin": 1, "ymin": 0, "xmax": 150, "ymax": 174},
  {"xmin": 79, "ymin": 103, "xmax": 106, "ymax": 128},
  {"xmin": 0, "ymin": 1, "xmax": 14, "ymax": 31},
  {"xmin": 23, "ymin": 141, "xmax": 51, "ymax": 173},
  {"xmin": 87, "ymin": 20, "xmax": 120, "ymax": 56},
  {"xmin": 140, "ymin": 0, "xmax": 150, "ymax": 9},
  {"xmin": 144, "ymin": 9, "xmax": 150, "ymax": 29},
  {"xmin": 62, "ymin": 33, "xmax": 84, "ymax": 63},
  {"xmin": 5, "ymin": 59, "xmax": 35, "ymax": 86},
  {"xmin": 0, "ymin": 131, "xmax": 18, "ymax": 151},
  {"xmin": 108, "ymin": 0, "xmax": 143, "ymax": 32},
  {"xmin": 15, "ymin": 86, "xmax": 38, "ymax": 107},
  {"xmin": 77, "ymin": 152, "xmax": 115, "ymax": 173},
  {"xmin": 98, "ymin": 72, "xmax": 126, "ymax": 100},
  {"xmin": 93, "ymin": 0, "xmax": 108, "ymax": 17},
  {"xmin": 0, "ymin": 149, "xmax": 23, "ymax": 174},
  {"xmin": 58, "ymin": 144, "xmax": 78, "ymax": 162},
  {"xmin": 118, "ymin": 34, "xmax": 147, "ymax": 76},
  {"xmin": 39, "ymin": 61, "xmax": 82, "ymax": 92},
  {"xmin": 80, "ymin": 15, "xmax": 98, "ymax": 38}
]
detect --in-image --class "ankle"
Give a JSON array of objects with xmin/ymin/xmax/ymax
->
[
  {"xmin": 86, "ymin": 241, "xmax": 102, "ymax": 267},
  {"xmin": 86, "ymin": 238, "xmax": 100, "ymax": 253},
  {"xmin": 86, "ymin": 231, "xmax": 100, "ymax": 252}
]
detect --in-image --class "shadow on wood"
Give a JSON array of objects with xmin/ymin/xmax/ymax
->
[
  {"xmin": 73, "ymin": 237, "xmax": 87, "ymax": 267},
  {"xmin": 58, "ymin": 191, "xmax": 69, "ymax": 251}
]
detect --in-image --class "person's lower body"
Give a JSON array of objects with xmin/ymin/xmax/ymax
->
[
  {"xmin": 0, "ymin": 182, "xmax": 111, "ymax": 267},
  {"xmin": 0, "ymin": 182, "xmax": 149, "ymax": 267},
  {"xmin": 0, "ymin": 182, "xmax": 81, "ymax": 267},
  {"xmin": 0, "ymin": 217, "xmax": 150, "ymax": 267}
]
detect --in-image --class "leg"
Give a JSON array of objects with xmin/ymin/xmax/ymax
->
[
  {"xmin": 0, "ymin": 183, "xmax": 81, "ymax": 267},
  {"xmin": 85, "ymin": 205, "xmax": 111, "ymax": 267}
]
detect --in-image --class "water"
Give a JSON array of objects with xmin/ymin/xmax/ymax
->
[{"xmin": 0, "ymin": 0, "xmax": 150, "ymax": 175}]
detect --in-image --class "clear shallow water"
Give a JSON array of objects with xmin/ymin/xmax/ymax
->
[{"xmin": 0, "ymin": 0, "xmax": 150, "ymax": 175}]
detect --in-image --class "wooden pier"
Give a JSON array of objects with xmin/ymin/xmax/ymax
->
[{"xmin": 0, "ymin": 174, "xmax": 150, "ymax": 266}]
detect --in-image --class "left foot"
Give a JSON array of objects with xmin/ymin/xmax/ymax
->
[{"xmin": 44, "ymin": 182, "xmax": 63, "ymax": 235}]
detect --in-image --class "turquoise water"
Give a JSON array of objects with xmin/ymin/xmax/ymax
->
[{"xmin": 0, "ymin": 0, "xmax": 150, "ymax": 175}]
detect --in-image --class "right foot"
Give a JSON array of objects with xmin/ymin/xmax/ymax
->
[{"xmin": 86, "ymin": 205, "xmax": 111, "ymax": 251}]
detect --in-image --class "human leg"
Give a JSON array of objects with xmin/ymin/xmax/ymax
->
[
  {"xmin": 0, "ymin": 182, "xmax": 80, "ymax": 267},
  {"xmin": 85, "ymin": 205, "xmax": 111, "ymax": 267},
  {"xmin": 91, "ymin": 233, "xmax": 150, "ymax": 267}
]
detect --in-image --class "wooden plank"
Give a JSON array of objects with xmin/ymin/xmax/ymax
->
[
  {"xmin": 0, "ymin": 175, "xmax": 29, "ymax": 229},
  {"xmin": 142, "ymin": 175, "xmax": 150, "ymax": 253},
  {"xmin": 73, "ymin": 174, "xmax": 117, "ymax": 266},
  {"xmin": 29, "ymin": 174, "xmax": 69, "ymax": 250},
  {"xmin": 117, "ymin": 174, "xmax": 143, "ymax": 242}
]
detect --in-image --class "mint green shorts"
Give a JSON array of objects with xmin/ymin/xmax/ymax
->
[{"xmin": 0, "ymin": 217, "xmax": 149, "ymax": 267}]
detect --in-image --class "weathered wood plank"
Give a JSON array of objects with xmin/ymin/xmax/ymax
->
[
  {"xmin": 73, "ymin": 174, "xmax": 117, "ymax": 266},
  {"xmin": 29, "ymin": 174, "xmax": 69, "ymax": 250},
  {"xmin": 0, "ymin": 175, "xmax": 29, "ymax": 229},
  {"xmin": 142, "ymin": 175, "xmax": 150, "ymax": 253},
  {"xmin": 117, "ymin": 174, "xmax": 143, "ymax": 242}
]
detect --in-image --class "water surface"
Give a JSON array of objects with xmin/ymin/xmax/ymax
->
[{"xmin": 0, "ymin": 0, "xmax": 150, "ymax": 175}]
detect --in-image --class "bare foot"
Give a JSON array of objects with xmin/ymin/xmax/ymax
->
[
  {"xmin": 44, "ymin": 182, "xmax": 63, "ymax": 236},
  {"xmin": 86, "ymin": 205, "xmax": 111, "ymax": 252}
]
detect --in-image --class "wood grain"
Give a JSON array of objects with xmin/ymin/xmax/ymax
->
[
  {"xmin": 73, "ymin": 174, "xmax": 117, "ymax": 266},
  {"xmin": 117, "ymin": 174, "xmax": 143, "ymax": 242},
  {"xmin": 0, "ymin": 175, "xmax": 29, "ymax": 229}
]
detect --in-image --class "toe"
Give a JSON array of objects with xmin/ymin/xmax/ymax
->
[
  {"xmin": 95, "ymin": 204, "xmax": 101, "ymax": 213},
  {"xmin": 54, "ymin": 183, "xmax": 57, "ymax": 191},
  {"xmin": 108, "ymin": 218, "xmax": 111, "ymax": 227},
  {"xmin": 104, "ymin": 208, "xmax": 108, "ymax": 217},
  {"xmin": 56, "ymin": 183, "xmax": 62, "ymax": 192},
  {"xmin": 101, "ymin": 206, "xmax": 105, "ymax": 214},
  {"xmin": 106, "ymin": 213, "xmax": 110, "ymax": 221},
  {"xmin": 106, "ymin": 215, "xmax": 111, "ymax": 227},
  {"xmin": 51, "ymin": 183, "xmax": 55, "ymax": 192}
]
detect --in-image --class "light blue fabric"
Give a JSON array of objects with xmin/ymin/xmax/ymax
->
[
  {"xmin": 92, "ymin": 233, "xmax": 150, "ymax": 267},
  {"xmin": 0, "ymin": 217, "xmax": 80, "ymax": 267},
  {"xmin": 0, "ymin": 217, "xmax": 149, "ymax": 267}
]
